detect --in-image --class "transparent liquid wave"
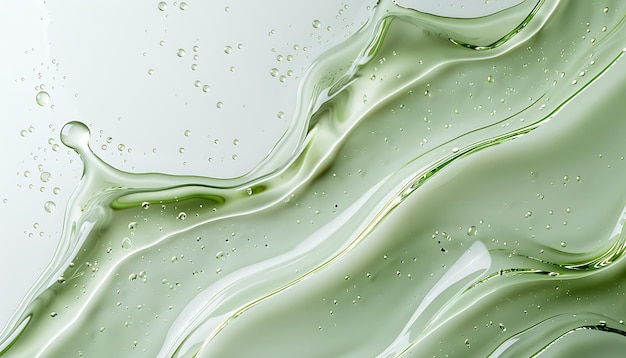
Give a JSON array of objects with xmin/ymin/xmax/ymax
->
[{"xmin": 1, "ymin": 0, "xmax": 626, "ymax": 356}]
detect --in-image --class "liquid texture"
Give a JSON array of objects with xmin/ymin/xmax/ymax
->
[{"xmin": 2, "ymin": 1, "xmax": 626, "ymax": 356}]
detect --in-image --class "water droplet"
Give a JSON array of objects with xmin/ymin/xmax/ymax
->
[
  {"xmin": 215, "ymin": 251, "xmax": 224, "ymax": 259},
  {"xmin": 525, "ymin": 211, "xmax": 532, "ymax": 218},
  {"xmin": 177, "ymin": 48, "xmax": 185, "ymax": 57},
  {"xmin": 224, "ymin": 46, "xmax": 232, "ymax": 54},
  {"xmin": 147, "ymin": 69, "xmax": 154, "ymax": 75},
  {"xmin": 184, "ymin": 130, "xmax": 191, "ymax": 137},
  {"xmin": 40, "ymin": 172, "xmax": 51, "ymax": 183},
  {"xmin": 216, "ymin": 101, "xmax": 223, "ymax": 108},
  {"xmin": 44, "ymin": 201, "xmax": 56, "ymax": 213},
  {"xmin": 177, "ymin": 212, "xmax": 187, "ymax": 220},
  {"xmin": 179, "ymin": 2, "xmax": 187, "ymax": 10},
  {"xmin": 466, "ymin": 226, "xmax": 477, "ymax": 236},
  {"xmin": 53, "ymin": 187, "xmax": 61, "ymax": 195},
  {"xmin": 60, "ymin": 121, "xmax": 90, "ymax": 151},
  {"xmin": 202, "ymin": 85, "xmax": 210, "ymax": 92},
  {"xmin": 36, "ymin": 91, "xmax": 51, "ymax": 106},
  {"xmin": 487, "ymin": 75, "xmax": 495, "ymax": 83},
  {"xmin": 121, "ymin": 237, "xmax": 132, "ymax": 250},
  {"xmin": 270, "ymin": 68, "xmax": 279, "ymax": 77},
  {"xmin": 128, "ymin": 222, "xmax": 138, "ymax": 230},
  {"xmin": 312, "ymin": 20, "xmax": 321, "ymax": 28},
  {"xmin": 157, "ymin": 1, "xmax": 167, "ymax": 11},
  {"xmin": 560, "ymin": 241, "xmax": 567, "ymax": 247},
  {"xmin": 141, "ymin": 202, "xmax": 150, "ymax": 210},
  {"xmin": 129, "ymin": 273, "xmax": 137, "ymax": 281}
]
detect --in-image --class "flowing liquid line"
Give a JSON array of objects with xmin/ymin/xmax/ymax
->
[
  {"xmin": 529, "ymin": 325, "xmax": 626, "ymax": 357},
  {"xmin": 193, "ymin": 45, "xmax": 625, "ymax": 358},
  {"xmin": 448, "ymin": 0, "xmax": 545, "ymax": 50},
  {"xmin": 484, "ymin": 312, "xmax": 626, "ymax": 357}
]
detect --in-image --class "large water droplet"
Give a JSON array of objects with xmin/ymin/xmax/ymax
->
[
  {"xmin": 60, "ymin": 121, "xmax": 90, "ymax": 152},
  {"xmin": 36, "ymin": 91, "xmax": 50, "ymax": 106},
  {"xmin": 43, "ymin": 201, "xmax": 56, "ymax": 213}
]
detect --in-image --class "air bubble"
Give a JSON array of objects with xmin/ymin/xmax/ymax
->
[
  {"xmin": 177, "ymin": 49, "xmax": 185, "ymax": 57},
  {"xmin": 224, "ymin": 46, "xmax": 232, "ymax": 54},
  {"xmin": 177, "ymin": 212, "xmax": 187, "ymax": 220},
  {"xmin": 312, "ymin": 20, "xmax": 321, "ymax": 28},
  {"xmin": 179, "ymin": 2, "xmax": 187, "ymax": 10},
  {"xmin": 466, "ymin": 226, "xmax": 477, "ymax": 236},
  {"xmin": 157, "ymin": 1, "xmax": 167, "ymax": 11},
  {"xmin": 141, "ymin": 202, "xmax": 150, "ymax": 210}
]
